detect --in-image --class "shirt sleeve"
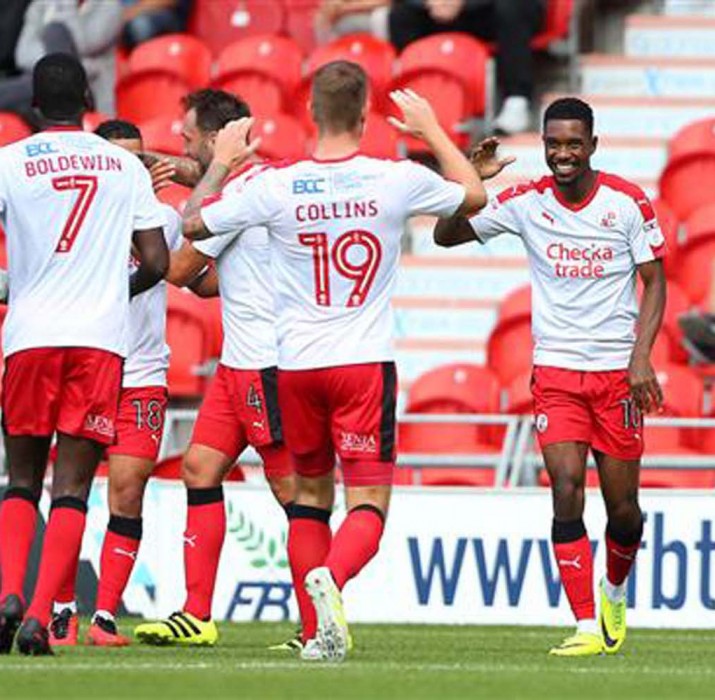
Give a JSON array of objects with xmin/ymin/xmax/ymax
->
[
  {"xmin": 626, "ymin": 193, "xmax": 666, "ymax": 265},
  {"xmin": 160, "ymin": 204, "xmax": 184, "ymax": 252},
  {"xmin": 193, "ymin": 231, "xmax": 239, "ymax": 259},
  {"xmin": 468, "ymin": 186, "xmax": 525, "ymax": 243},
  {"xmin": 132, "ymin": 161, "xmax": 166, "ymax": 231},
  {"xmin": 400, "ymin": 161, "xmax": 466, "ymax": 218},
  {"xmin": 200, "ymin": 168, "xmax": 278, "ymax": 237}
]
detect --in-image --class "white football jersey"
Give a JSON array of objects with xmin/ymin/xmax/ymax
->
[
  {"xmin": 469, "ymin": 172, "xmax": 666, "ymax": 371},
  {"xmin": 0, "ymin": 127, "xmax": 165, "ymax": 358},
  {"xmin": 193, "ymin": 166, "xmax": 277, "ymax": 370},
  {"xmin": 124, "ymin": 203, "xmax": 183, "ymax": 388},
  {"xmin": 201, "ymin": 154, "xmax": 465, "ymax": 370}
]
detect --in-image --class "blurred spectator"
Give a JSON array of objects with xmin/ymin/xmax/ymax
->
[
  {"xmin": 0, "ymin": 0, "xmax": 32, "ymax": 78},
  {"xmin": 389, "ymin": 0, "xmax": 545, "ymax": 135},
  {"xmin": 122, "ymin": 0, "xmax": 192, "ymax": 50},
  {"xmin": 5, "ymin": 0, "xmax": 122, "ymax": 115},
  {"xmin": 315, "ymin": 0, "xmax": 390, "ymax": 43}
]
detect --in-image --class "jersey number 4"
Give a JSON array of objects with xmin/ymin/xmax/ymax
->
[
  {"xmin": 52, "ymin": 175, "xmax": 98, "ymax": 253},
  {"xmin": 299, "ymin": 230, "xmax": 382, "ymax": 307}
]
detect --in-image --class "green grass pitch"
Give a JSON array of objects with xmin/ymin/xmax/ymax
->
[{"xmin": 2, "ymin": 621, "xmax": 714, "ymax": 700}]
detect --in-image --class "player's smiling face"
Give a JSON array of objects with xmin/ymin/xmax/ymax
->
[{"xmin": 543, "ymin": 119, "xmax": 597, "ymax": 186}]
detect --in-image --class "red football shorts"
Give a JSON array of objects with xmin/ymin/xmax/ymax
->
[
  {"xmin": 107, "ymin": 386, "xmax": 168, "ymax": 461},
  {"xmin": 191, "ymin": 364, "xmax": 292, "ymax": 479},
  {"xmin": 2, "ymin": 347, "xmax": 123, "ymax": 446},
  {"xmin": 531, "ymin": 365, "xmax": 644, "ymax": 461},
  {"xmin": 278, "ymin": 362, "xmax": 397, "ymax": 486}
]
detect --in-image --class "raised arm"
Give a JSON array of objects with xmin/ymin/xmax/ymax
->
[
  {"xmin": 130, "ymin": 228, "xmax": 169, "ymax": 297},
  {"xmin": 182, "ymin": 117, "xmax": 261, "ymax": 240},
  {"xmin": 388, "ymin": 89, "xmax": 487, "ymax": 215},
  {"xmin": 629, "ymin": 260, "xmax": 666, "ymax": 414}
]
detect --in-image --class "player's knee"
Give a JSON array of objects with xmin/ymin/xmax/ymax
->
[
  {"xmin": 295, "ymin": 473, "xmax": 334, "ymax": 510},
  {"xmin": 267, "ymin": 474, "xmax": 296, "ymax": 506},
  {"xmin": 607, "ymin": 497, "xmax": 642, "ymax": 535},
  {"xmin": 549, "ymin": 471, "xmax": 584, "ymax": 515},
  {"xmin": 181, "ymin": 452, "xmax": 222, "ymax": 489},
  {"xmin": 110, "ymin": 480, "xmax": 145, "ymax": 518}
]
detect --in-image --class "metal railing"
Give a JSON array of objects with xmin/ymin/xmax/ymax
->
[{"xmin": 159, "ymin": 410, "xmax": 715, "ymax": 488}]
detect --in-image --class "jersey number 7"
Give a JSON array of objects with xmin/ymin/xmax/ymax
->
[
  {"xmin": 52, "ymin": 175, "xmax": 98, "ymax": 254},
  {"xmin": 299, "ymin": 230, "xmax": 382, "ymax": 307}
]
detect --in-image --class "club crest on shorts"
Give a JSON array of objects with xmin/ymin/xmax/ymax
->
[{"xmin": 536, "ymin": 413, "xmax": 549, "ymax": 433}]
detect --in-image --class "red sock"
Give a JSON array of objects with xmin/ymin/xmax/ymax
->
[
  {"xmin": 55, "ymin": 552, "xmax": 79, "ymax": 607},
  {"xmin": 26, "ymin": 499, "xmax": 87, "ymax": 627},
  {"xmin": 552, "ymin": 519, "xmax": 594, "ymax": 621},
  {"xmin": 606, "ymin": 525, "xmax": 642, "ymax": 586},
  {"xmin": 183, "ymin": 487, "xmax": 226, "ymax": 620},
  {"xmin": 325, "ymin": 506, "xmax": 385, "ymax": 590},
  {"xmin": 95, "ymin": 515, "xmax": 142, "ymax": 616},
  {"xmin": 287, "ymin": 506, "xmax": 332, "ymax": 642},
  {"xmin": 0, "ymin": 489, "xmax": 38, "ymax": 604}
]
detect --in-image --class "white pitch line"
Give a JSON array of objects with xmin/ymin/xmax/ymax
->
[{"xmin": 2, "ymin": 659, "xmax": 715, "ymax": 677}]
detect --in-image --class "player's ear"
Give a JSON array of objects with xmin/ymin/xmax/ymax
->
[{"xmin": 590, "ymin": 135, "xmax": 598, "ymax": 154}]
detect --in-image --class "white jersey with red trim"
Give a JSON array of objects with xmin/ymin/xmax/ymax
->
[
  {"xmin": 469, "ymin": 171, "xmax": 666, "ymax": 371},
  {"xmin": 193, "ymin": 166, "xmax": 278, "ymax": 370},
  {"xmin": 124, "ymin": 203, "xmax": 183, "ymax": 388},
  {"xmin": 200, "ymin": 154, "xmax": 465, "ymax": 370},
  {"xmin": 0, "ymin": 128, "xmax": 165, "ymax": 359}
]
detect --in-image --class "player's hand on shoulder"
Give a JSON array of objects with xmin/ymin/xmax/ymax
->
[
  {"xmin": 628, "ymin": 352, "xmax": 663, "ymax": 414},
  {"xmin": 388, "ymin": 89, "xmax": 440, "ymax": 141},
  {"xmin": 470, "ymin": 137, "xmax": 516, "ymax": 180},
  {"xmin": 213, "ymin": 117, "xmax": 262, "ymax": 170}
]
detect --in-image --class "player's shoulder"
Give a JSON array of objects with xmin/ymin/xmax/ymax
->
[
  {"xmin": 494, "ymin": 175, "xmax": 552, "ymax": 205},
  {"xmin": 598, "ymin": 171, "xmax": 655, "ymax": 219}
]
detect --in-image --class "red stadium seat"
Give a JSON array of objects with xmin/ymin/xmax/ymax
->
[
  {"xmin": 395, "ymin": 33, "xmax": 489, "ymax": 116},
  {"xmin": 0, "ymin": 112, "xmax": 31, "ymax": 145},
  {"xmin": 213, "ymin": 72, "xmax": 285, "ymax": 117},
  {"xmin": 283, "ymin": 0, "xmax": 321, "ymax": 54},
  {"xmin": 388, "ymin": 71, "xmax": 469, "ymax": 151},
  {"xmin": 659, "ymin": 118, "xmax": 715, "ymax": 221},
  {"xmin": 401, "ymin": 363, "xmax": 501, "ymax": 453},
  {"xmin": 298, "ymin": 34, "xmax": 396, "ymax": 119},
  {"xmin": 128, "ymin": 34, "xmax": 212, "ymax": 88},
  {"xmin": 504, "ymin": 370, "xmax": 532, "ymax": 415},
  {"xmin": 637, "ymin": 280, "xmax": 690, "ymax": 364},
  {"xmin": 139, "ymin": 115, "xmax": 185, "ymax": 156},
  {"xmin": 652, "ymin": 199, "xmax": 680, "ymax": 279},
  {"xmin": 254, "ymin": 113, "xmax": 308, "ymax": 161},
  {"xmin": 157, "ymin": 182, "xmax": 191, "ymax": 213},
  {"xmin": 82, "ymin": 112, "xmax": 111, "ymax": 133},
  {"xmin": 672, "ymin": 203, "xmax": 715, "ymax": 305},
  {"xmin": 214, "ymin": 34, "xmax": 303, "ymax": 99},
  {"xmin": 188, "ymin": 0, "xmax": 285, "ymax": 55},
  {"xmin": 648, "ymin": 363, "xmax": 704, "ymax": 453},
  {"xmin": 487, "ymin": 285, "xmax": 533, "ymax": 386},
  {"xmin": 361, "ymin": 111, "xmax": 400, "ymax": 159},
  {"xmin": 166, "ymin": 287, "xmax": 215, "ymax": 398},
  {"xmin": 531, "ymin": 0, "xmax": 576, "ymax": 50},
  {"xmin": 116, "ymin": 70, "xmax": 188, "ymax": 124}
]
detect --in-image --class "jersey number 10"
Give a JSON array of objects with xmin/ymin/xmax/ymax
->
[
  {"xmin": 299, "ymin": 230, "xmax": 382, "ymax": 307},
  {"xmin": 52, "ymin": 175, "xmax": 98, "ymax": 254}
]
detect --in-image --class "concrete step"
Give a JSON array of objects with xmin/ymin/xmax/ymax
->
[
  {"xmin": 395, "ymin": 344, "xmax": 486, "ymax": 384},
  {"xmin": 396, "ymin": 255, "xmax": 529, "ymax": 300},
  {"xmin": 394, "ymin": 298, "xmax": 497, "ymax": 341},
  {"xmin": 581, "ymin": 54, "xmax": 715, "ymax": 97},
  {"xmin": 625, "ymin": 15, "xmax": 715, "ymax": 58},
  {"xmin": 541, "ymin": 93, "xmax": 715, "ymax": 138},
  {"xmin": 663, "ymin": 1, "xmax": 715, "ymax": 16}
]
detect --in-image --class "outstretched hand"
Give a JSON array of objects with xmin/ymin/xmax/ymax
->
[
  {"xmin": 148, "ymin": 159, "xmax": 176, "ymax": 193},
  {"xmin": 469, "ymin": 137, "xmax": 516, "ymax": 180},
  {"xmin": 213, "ymin": 117, "xmax": 262, "ymax": 169},
  {"xmin": 388, "ymin": 89, "xmax": 441, "ymax": 142}
]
